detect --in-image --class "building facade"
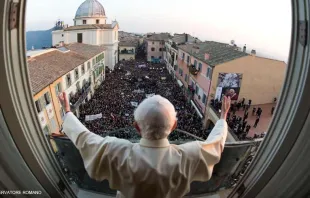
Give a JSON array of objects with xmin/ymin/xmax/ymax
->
[
  {"xmin": 145, "ymin": 33, "xmax": 170, "ymax": 63},
  {"xmin": 171, "ymin": 41, "xmax": 286, "ymax": 127},
  {"xmin": 52, "ymin": 0, "xmax": 119, "ymax": 70},
  {"xmin": 118, "ymin": 41, "xmax": 137, "ymax": 61},
  {"xmin": 164, "ymin": 33, "xmax": 201, "ymax": 79},
  {"xmin": 28, "ymin": 43, "xmax": 105, "ymax": 140},
  {"xmin": 164, "ymin": 40, "xmax": 178, "ymax": 78}
]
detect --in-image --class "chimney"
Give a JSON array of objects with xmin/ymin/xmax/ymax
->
[
  {"xmin": 243, "ymin": 44, "xmax": 247, "ymax": 53},
  {"xmin": 251, "ymin": 49, "xmax": 256, "ymax": 56},
  {"xmin": 59, "ymin": 41, "xmax": 64, "ymax": 47},
  {"xmin": 205, "ymin": 53, "xmax": 210, "ymax": 60}
]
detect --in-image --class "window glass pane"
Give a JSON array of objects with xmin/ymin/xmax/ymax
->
[
  {"xmin": 44, "ymin": 92, "xmax": 51, "ymax": 105},
  {"xmin": 203, "ymin": 94, "xmax": 207, "ymax": 103},
  {"xmin": 35, "ymin": 100, "xmax": 42, "ymax": 113}
]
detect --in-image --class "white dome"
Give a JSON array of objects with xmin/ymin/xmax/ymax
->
[{"xmin": 75, "ymin": 0, "xmax": 106, "ymax": 18}]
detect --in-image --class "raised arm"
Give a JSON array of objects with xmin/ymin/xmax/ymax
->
[
  {"xmin": 192, "ymin": 96, "xmax": 230, "ymax": 181},
  {"xmin": 58, "ymin": 92, "xmax": 130, "ymax": 183}
]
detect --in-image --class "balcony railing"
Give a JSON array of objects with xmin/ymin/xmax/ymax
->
[
  {"xmin": 189, "ymin": 65, "xmax": 200, "ymax": 75},
  {"xmin": 70, "ymin": 83, "xmax": 91, "ymax": 110},
  {"xmin": 119, "ymin": 49, "xmax": 135, "ymax": 54},
  {"xmin": 51, "ymin": 128, "xmax": 263, "ymax": 197}
]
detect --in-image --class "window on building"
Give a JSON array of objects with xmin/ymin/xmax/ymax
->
[
  {"xmin": 187, "ymin": 55, "xmax": 190, "ymax": 64},
  {"xmin": 66, "ymin": 74, "xmax": 71, "ymax": 87},
  {"xmin": 81, "ymin": 65, "xmax": 85, "ymax": 75},
  {"xmin": 195, "ymin": 86, "xmax": 199, "ymax": 95},
  {"xmin": 202, "ymin": 93, "xmax": 207, "ymax": 103},
  {"xmin": 92, "ymin": 58, "xmax": 95, "ymax": 66},
  {"xmin": 151, "ymin": 56, "xmax": 154, "ymax": 59},
  {"xmin": 194, "ymin": 60, "xmax": 197, "ymax": 66},
  {"xmin": 96, "ymin": 19, "xmax": 99, "ymax": 24},
  {"xmin": 44, "ymin": 92, "xmax": 51, "ymax": 105},
  {"xmin": 152, "ymin": 42, "xmax": 154, "ymax": 44},
  {"xmin": 83, "ymin": 20, "xmax": 86, "ymax": 24},
  {"xmin": 159, "ymin": 56, "xmax": 162, "ymax": 59},
  {"xmin": 207, "ymin": 67, "xmax": 212, "ymax": 78},
  {"xmin": 55, "ymin": 83, "xmax": 62, "ymax": 96},
  {"xmin": 77, "ymin": 33, "xmax": 83, "ymax": 43},
  {"xmin": 50, "ymin": 117, "xmax": 58, "ymax": 133},
  {"xmin": 198, "ymin": 63, "xmax": 202, "ymax": 71},
  {"xmin": 159, "ymin": 48, "xmax": 162, "ymax": 51},
  {"xmin": 42, "ymin": 125, "xmax": 50, "ymax": 135},
  {"xmin": 76, "ymin": 82, "xmax": 81, "ymax": 91},
  {"xmin": 185, "ymin": 74, "xmax": 188, "ymax": 82},
  {"xmin": 61, "ymin": 34, "xmax": 64, "ymax": 37},
  {"xmin": 75, "ymin": 69, "xmax": 79, "ymax": 80},
  {"xmin": 174, "ymin": 65, "xmax": 178, "ymax": 71},
  {"xmin": 87, "ymin": 62, "xmax": 91, "ymax": 70},
  {"xmin": 35, "ymin": 100, "xmax": 42, "ymax": 113},
  {"xmin": 151, "ymin": 47, "xmax": 155, "ymax": 51}
]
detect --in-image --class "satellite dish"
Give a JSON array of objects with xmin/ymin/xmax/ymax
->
[{"xmin": 231, "ymin": 40, "xmax": 235, "ymax": 45}]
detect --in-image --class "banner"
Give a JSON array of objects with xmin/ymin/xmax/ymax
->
[
  {"xmin": 85, "ymin": 113, "xmax": 102, "ymax": 121},
  {"xmin": 138, "ymin": 64, "xmax": 147, "ymax": 68},
  {"xmin": 45, "ymin": 103, "xmax": 54, "ymax": 119},
  {"xmin": 133, "ymin": 89, "xmax": 144, "ymax": 93},
  {"xmin": 131, "ymin": 102, "xmax": 138, "ymax": 107},
  {"xmin": 217, "ymin": 73, "xmax": 242, "ymax": 100},
  {"xmin": 146, "ymin": 93, "xmax": 155, "ymax": 98}
]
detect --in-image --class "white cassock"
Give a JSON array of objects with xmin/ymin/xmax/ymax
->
[{"xmin": 62, "ymin": 112, "xmax": 228, "ymax": 198}]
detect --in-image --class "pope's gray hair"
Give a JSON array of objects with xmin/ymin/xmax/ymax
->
[{"xmin": 134, "ymin": 95, "xmax": 177, "ymax": 140}]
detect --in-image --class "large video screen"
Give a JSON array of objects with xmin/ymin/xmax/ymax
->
[{"xmin": 215, "ymin": 73, "xmax": 243, "ymax": 101}]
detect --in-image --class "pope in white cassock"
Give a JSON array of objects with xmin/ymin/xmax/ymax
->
[{"xmin": 58, "ymin": 92, "xmax": 230, "ymax": 198}]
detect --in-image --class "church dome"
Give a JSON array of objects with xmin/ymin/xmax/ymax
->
[{"xmin": 75, "ymin": 0, "xmax": 106, "ymax": 18}]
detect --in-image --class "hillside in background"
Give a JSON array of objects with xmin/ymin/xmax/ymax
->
[{"xmin": 26, "ymin": 28, "xmax": 54, "ymax": 50}]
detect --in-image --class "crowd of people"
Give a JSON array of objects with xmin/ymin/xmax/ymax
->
[
  {"xmin": 78, "ymin": 59, "xmax": 210, "ymax": 141},
  {"xmin": 211, "ymin": 97, "xmax": 276, "ymax": 140}
]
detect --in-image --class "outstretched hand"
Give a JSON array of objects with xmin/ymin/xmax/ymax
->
[
  {"xmin": 58, "ymin": 92, "xmax": 71, "ymax": 113},
  {"xmin": 221, "ymin": 95, "xmax": 231, "ymax": 120}
]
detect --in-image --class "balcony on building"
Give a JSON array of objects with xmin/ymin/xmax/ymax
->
[
  {"xmin": 70, "ymin": 82, "xmax": 91, "ymax": 111},
  {"xmin": 51, "ymin": 127, "xmax": 263, "ymax": 197},
  {"xmin": 189, "ymin": 64, "xmax": 200, "ymax": 75}
]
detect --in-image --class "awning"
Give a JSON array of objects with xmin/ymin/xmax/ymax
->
[
  {"xmin": 191, "ymin": 100, "xmax": 203, "ymax": 118},
  {"xmin": 177, "ymin": 80, "xmax": 183, "ymax": 87}
]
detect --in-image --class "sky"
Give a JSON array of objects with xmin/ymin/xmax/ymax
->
[{"xmin": 26, "ymin": 0, "xmax": 291, "ymax": 61}]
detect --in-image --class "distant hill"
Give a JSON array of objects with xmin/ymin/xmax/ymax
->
[{"xmin": 26, "ymin": 28, "xmax": 54, "ymax": 50}]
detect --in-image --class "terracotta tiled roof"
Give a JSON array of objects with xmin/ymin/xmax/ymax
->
[
  {"xmin": 178, "ymin": 41, "xmax": 248, "ymax": 66},
  {"xmin": 146, "ymin": 33, "xmax": 171, "ymax": 41},
  {"xmin": 27, "ymin": 43, "xmax": 105, "ymax": 94},
  {"xmin": 65, "ymin": 43, "xmax": 105, "ymax": 59}
]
